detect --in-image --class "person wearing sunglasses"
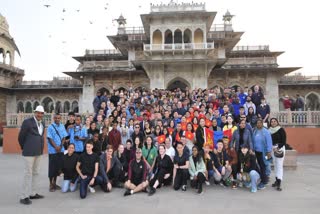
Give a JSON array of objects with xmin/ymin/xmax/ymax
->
[{"xmin": 123, "ymin": 148, "xmax": 149, "ymax": 196}]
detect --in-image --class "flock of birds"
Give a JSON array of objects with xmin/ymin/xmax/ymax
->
[{"xmin": 41, "ymin": 0, "xmax": 144, "ymax": 55}]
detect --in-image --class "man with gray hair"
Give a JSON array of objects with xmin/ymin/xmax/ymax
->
[{"xmin": 18, "ymin": 105, "xmax": 46, "ymax": 205}]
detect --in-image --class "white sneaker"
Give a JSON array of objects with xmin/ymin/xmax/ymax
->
[
  {"xmin": 205, "ymin": 181, "xmax": 210, "ymax": 186},
  {"xmin": 88, "ymin": 186, "xmax": 95, "ymax": 193}
]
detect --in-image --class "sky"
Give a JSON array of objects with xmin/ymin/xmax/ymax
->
[{"xmin": 1, "ymin": 0, "xmax": 319, "ymax": 80}]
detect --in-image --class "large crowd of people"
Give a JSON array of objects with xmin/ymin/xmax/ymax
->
[{"xmin": 18, "ymin": 85, "xmax": 288, "ymax": 204}]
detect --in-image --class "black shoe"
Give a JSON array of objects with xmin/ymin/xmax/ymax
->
[
  {"xmin": 276, "ymin": 179, "xmax": 282, "ymax": 191},
  {"xmin": 272, "ymin": 178, "xmax": 279, "ymax": 188},
  {"xmin": 181, "ymin": 185, "xmax": 187, "ymax": 191},
  {"xmin": 197, "ymin": 184, "xmax": 203, "ymax": 194},
  {"xmin": 20, "ymin": 198, "xmax": 32, "ymax": 205},
  {"xmin": 148, "ymin": 187, "xmax": 156, "ymax": 196},
  {"xmin": 29, "ymin": 194, "xmax": 44, "ymax": 199},
  {"xmin": 222, "ymin": 180, "xmax": 228, "ymax": 187},
  {"xmin": 232, "ymin": 181, "xmax": 238, "ymax": 189},
  {"xmin": 124, "ymin": 189, "xmax": 131, "ymax": 197}
]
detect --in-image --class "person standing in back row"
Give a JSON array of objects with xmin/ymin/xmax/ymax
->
[{"xmin": 18, "ymin": 105, "xmax": 46, "ymax": 205}]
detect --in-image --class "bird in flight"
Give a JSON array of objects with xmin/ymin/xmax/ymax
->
[
  {"xmin": 44, "ymin": 5, "xmax": 50, "ymax": 8},
  {"xmin": 76, "ymin": 9, "xmax": 80, "ymax": 12},
  {"xmin": 63, "ymin": 8, "xmax": 66, "ymax": 12},
  {"xmin": 89, "ymin": 21, "xmax": 93, "ymax": 24}
]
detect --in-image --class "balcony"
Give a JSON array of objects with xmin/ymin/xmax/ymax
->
[
  {"xmin": 150, "ymin": 2, "xmax": 206, "ymax": 13},
  {"xmin": 79, "ymin": 60, "xmax": 135, "ymax": 71},
  {"xmin": 232, "ymin": 45, "xmax": 269, "ymax": 52},
  {"xmin": 118, "ymin": 27, "xmax": 145, "ymax": 35},
  {"xmin": 85, "ymin": 49, "xmax": 122, "ymax": 56},
  {"xmin": 144, "ymin": 43, "xmax": 214, "ymax": 51}
]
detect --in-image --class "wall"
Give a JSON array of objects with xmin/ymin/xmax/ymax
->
[
  {"xmin": 285, "ymin": 127, "xmax": 320, "ymax": 154},
  {"xmin": 3, "ymin": 128, "xmax": 48, "ymax": 154}
]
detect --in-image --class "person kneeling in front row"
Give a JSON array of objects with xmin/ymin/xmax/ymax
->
[
  {"xmin": 123, "ymin": 148, "xmax": 149, "ymax": 196},
  {"xmin": 237, "ymin": 144, "xmax": 261, "ymax": 193},
  {"xmin": 76, "ymin": 140, "xmax": 104, "ymax": 199}
]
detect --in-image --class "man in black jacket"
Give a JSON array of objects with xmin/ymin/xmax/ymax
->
[{"xmin": 18, "ymin": 105, "xmax": 45, "ymax": 205}]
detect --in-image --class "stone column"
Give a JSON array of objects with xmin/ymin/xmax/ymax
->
[
  {"xmin": 81, "ymin": 76, "xmax": 94, "ymax": 113},
  {"xmin": 265, "ymin": 72, "xmax": 280, "ymax": 112},
  {"xmin": 192, "ymin": 64, "xmax": 208, "ymax": 89},
  {"xmin": 148, "ymin": 65, "xmax": 165, "ymax": 89}
]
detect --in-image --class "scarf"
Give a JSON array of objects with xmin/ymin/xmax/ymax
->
[{"xmin": 269, "ymin": 126, "xmax": 281, "ymax": 134}]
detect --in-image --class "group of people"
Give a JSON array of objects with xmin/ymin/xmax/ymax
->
[{"xmin": 18, "ymin": 85, "xmax": 287, "ymax": 204}]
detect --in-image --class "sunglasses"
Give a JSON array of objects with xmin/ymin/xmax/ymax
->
[{"xmin": 135, "ymin": 127, "xmax": 140, "ymax": 129}]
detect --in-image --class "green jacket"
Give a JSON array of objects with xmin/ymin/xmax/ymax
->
[{"xmin": 188, "ymin": 156, "xmax": 206, "ymax": 179}]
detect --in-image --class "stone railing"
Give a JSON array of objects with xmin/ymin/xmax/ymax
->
[
  {"xmin": 6, "ymin": 113, "xmax": 69, "ymax": 128},
  {"xmin": 270, "ymin": 111, "xmax": 320, "ymax": 127},
  {"xmin": 6, "ymin": 111, "xmax": 320, "ymax": 128},
  {"xmin": 232, "ymin": 45, "xmax": 269, "ymax": 51},
  {"xmin": 80, "ymin": 61, "xmax": 134, "ymax": 71},
  {"xmin": 85, "ymin": 49, "xmax": 122, "ymax": 56},
  {"xmin": 151, "ymin": 2, "xmax": 206, "ymax": 13},
  {"xmin": 144, "ymin": 43, "xmax": 214, "ymax": 51}
]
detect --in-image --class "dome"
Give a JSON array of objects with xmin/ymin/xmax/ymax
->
[{"xmin": 0, "ymin": 13, "xmax": 10, "ymax": 35}]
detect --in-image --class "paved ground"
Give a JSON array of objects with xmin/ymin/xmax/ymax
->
[{"xmin": 0, "ymin": 149, "xmax": 319, "ymax": 214}]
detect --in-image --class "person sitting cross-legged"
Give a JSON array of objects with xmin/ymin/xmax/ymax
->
[{"xmin": 123, "ymin": 148, "xmax": 149, "ymax": 196}]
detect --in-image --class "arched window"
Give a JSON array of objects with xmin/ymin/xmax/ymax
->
[
  {"xmin": 164, "ymin": 30, "xmax": 173, "ymax": 44},
  {"xmin": 117, "ymin": 87, "xmax": 127, "ymax": 92},
  {"xmin": 55, "ymin": 101, "xmax": 62, "ymax": 113},
  {"xmin": 63, "ymin": 101, "xmax": 70, "ymax": 113},
  {"xmin": 152, "ymin": 30, "xmax": 162, "ymax": 44},
  {"xmin": 174, "ymin": 29, "xmax": 182, "ymax": 44},
  {"xmin": 25, "ymin": 101, "xmax": 33, "ymax": 113},
  {"xmin": 42, "ymin": 97, "xmax": 54, "ymax": 113},
  {"xmin": 0, "ymin": 48, "xmax": 4, "ymax": 63},
  {"xmin": 98, "ymin": 87, "xmax": 110, "ymax": 96},
  {"xmin": 17, "ymin": 101, "xmax": 24, "ymax": 113},
  {"xmin": 306, "ymin": 93, "xmax": 320, "ymax": 111},
  {"xmin": 184, "ymin": 29, "xmax": 192, "ymax": 43},
  {"xmin": 194, "ymin": 28, "xmax": 204, "ymax": 43},
  {"xmin": 5, "ymin": 51, "xmax": 11, "ymax": 65},
  {"xmin": 72, "ymin": 101, "xmax": 79, "ymax": 113},
  {"xmin": 33, "ymin": 101, "xmax": 40, "ymax": 111}
]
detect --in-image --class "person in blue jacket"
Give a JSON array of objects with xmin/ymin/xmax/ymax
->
[{"xmin": 252, "ymin": 119, "xmax": 272, "ymax": 190}]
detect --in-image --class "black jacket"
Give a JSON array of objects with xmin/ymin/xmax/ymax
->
[
  {"xmin": 99, "ymin": 152, "xmax": 122, "ymax": 183},
  {"xmin": 18, "ymin": 117, "xmax": 45, "ymax": 156}
]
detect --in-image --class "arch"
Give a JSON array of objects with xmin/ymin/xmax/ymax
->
[
  {"xmin": 117, "ymin": 86, "xmax": 128, "ymax": 92},
  {"xmin": 63, "ymin": 101, "xmax": 70, "ymax": 113},
  {"xmin": 166, "ymin": 77, "xmax": 191, "ymax": 91},
  {"xmin": 210, "ymin": 85, "xmax": 224, "ymax": 95},
  {"xmin": 5, "ymin": 51, "xmax": 11, "ymax": 65},
  {"xmin": 41, "ymin": 97, "xmax": 54, "ymax": 113},
  {"xmin": 25, "ymin": 101, "xmax": 33, "ymax": 113},
  {"xmin": 231, "ymin": 84, "xmax": 242, "ymax": 93},
  {"xmin": 33, "ymin": 101, "xmax": 40, "ymax": 110},
  {"xmin": 0, "ymin": 48, "xmax": 4, "ymax": 63},
  {"xmin": 55, "ymin": 101, "xmax": 63, "ymax": 113},
  {"xmin": 194, "ymin": 28, "xmax": 204, "ymax": 43},
  {"xmin": 17, "ymin": 101, "xmax": 24, "ymax": 113},
  {"xmin": 184, "ymin": 28, "xmax": 192, "ymax": 43},
  {"xmin": 164, "ymin": 29, "xmax": 173, "ymax": 44},
  {"xmin": 250, "ymin": 84, "xmax": 265, "ymax": 93},
  {"xmin": 152, "ymin": 29, "xmax": 162, "ymax": 44},
  {"xmin": 98, "ymin": 87, "xmax": 110, "ymax": 95},
  {"xmin": 305, "ymin": 92, "xmax": 320, "ymax": 111},
  {"xmin": 174, "ymin": 29, "xmax": 183, "ymax": 44},
  {"xmin": 71, "ymin": 100, "xmax": 79, "ymax": 113}
]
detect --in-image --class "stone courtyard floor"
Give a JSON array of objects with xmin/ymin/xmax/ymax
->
[{"xmin": 0, "ymin": 148, "xmax": 319, "ymax": 214}]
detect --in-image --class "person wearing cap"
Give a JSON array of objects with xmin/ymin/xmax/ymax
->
[
  {"xmin": 18, "ymin": 105, "xmax": 46, "ymax": 205},
  {"xmin": 47, "ymin": 113, "xmax": 68, "ymax": 192},
  {"xmin": 124, "ymin": 148, "xmax": 149, "ymax": 196},
  {"xmin": 237, "ymin": 144, "xmax": 261, "ymax": 193}
]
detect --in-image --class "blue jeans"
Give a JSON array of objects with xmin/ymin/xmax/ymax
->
[
  {"xmin": 79, "ymin": 175, "xmax": 104, "ymax": 199},
  {"xmin": 249, "ymin": 170, "xmax": 260, "ymax": 192},
  {"xmin": 61, "ymin": 178, "xmax": 78, "ymax": 193}
]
